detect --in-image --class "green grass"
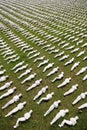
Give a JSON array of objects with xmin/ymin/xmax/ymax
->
[{"xmin": 0, "ymin": 0, "xmax": 87, "ymax": 130}]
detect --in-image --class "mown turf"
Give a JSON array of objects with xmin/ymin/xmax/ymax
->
[{"xmin": 0, "ymin": 0, "xmax": 87, "ymax": 130}]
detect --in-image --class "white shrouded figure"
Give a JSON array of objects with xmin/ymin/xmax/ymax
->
[
  {"xmin": 21, "ymin": 73, "xmax": 36, "ymax": 84},
  {"xmin": 33, "ymin": 56, "xmax": 45, "ymax": 63},
  {"xmin": 0, "ymin": 81, "xmax": 13, "ymax": 91},
  {"xmin": 3, "ymin": 51, "xmax": 14, "ymax": 57},
  {"xmin": 18, "ymin": 68, "xmax": 32, "ymax": 79},
  {"xmin": 0, "ymin": 87, "xmax": 16, "ymax": 100},
  {"xmin": 14, "ymin": 64, "xmax": 28, "ymax": 73},
  {"xmin": 5, "ymin": 54, "xmax": 18, "ymax": 61},
  {"xmin": 0, "ymin": 47, "xmax": 10, "ymax": 52},
  {"xmin": 54, "ymin": 51, "xmax": 64, "ymax": 58},
  {"xmin": 11, "ymin": 61, "xmax": 24, "ymax": 70},
  {"xmin": 42, "ymin": 44, "xmax": 51, "ymax": 49},
  {"xmin": 58, "ymin": 41, "xmax": 65, "ymax": 46},
  {"xmin": 71, "ymin": 62, "xmax": 80, "ymax": 71},
  {"xmin": 3, "ymin": 51, "xmax": 15, "ymax": 58},
  {"xmin": 59, "ymin": 116, "xmax": 79, "ymax": 127},
  {"xmin": 64, "ymin": 58, "xmax": 74, "ymax": 66},
  {"xmin": 77, "ymin": 50, "xmax": 85, "ymax": 57},
  {"xmin": 2, "ymin": 93, "xmax": 22, "ymax": 109},
  {"xmin": 45, "ymin": 46, "xmax": 55, "ymax": 52},
  {"xmin": 13, "ymin": 109, "xmax": 33, "ymax": 128},
  {"xmin": 61, "ymin": 43, "xmax": 70, "ymax": 48},
  {"xmin": 49, "ymin": 49, "xmax": 59, "ymax": 54},
  {"xmin": 44, "ymin": 100, "xmax": 61, "ymax": 117},
  {"xmin": 76, "ymin": 67, "xmax": 87, "ymax": 76},
  {"xmin": 37, "ymin": 59, "xmax": 49, "ymax": 68},
  {"xmin": 0, "ymin": 75, "xmax": 8, "ymax": 82},
  {"xmin": 7, "ymin": 56, "xmax": 20, "ymax": 64},
  {"xmin": 81, "ymin": 43, "xmax": 87, "ymax": 48},
  {"xmin": 33, "ymin": 86, "xmax": 48, "ymax": 101},
  {"xmin": 1, "ymin": 49, "xmax": 11, "ymax": 55},
  {"xmin": 27, "ymin": 50, "xmax": 37, "ymax": 57},
  {"xmin": 72, "ymin": 92, "xmax": 87, "ymax": 105},
  {"xmin": 64, "ymin": 84, "xmax": 78, "ymax": 96},
  {"xmin": 5, "ymin": 101, "xmax": 26, "ymax": 117},
  {"xmin": 59, "ymin": 55, "xmax": 69, "ymax": 61},
  {"xmin": 57, "ymin": 78, "xmax": 71, "ymax": 88},
  {"xmin": 0, "ymin": 65, "xmax": 3, "ymax": 69},
  {"xmin": 29, "ymin": 52, "xmax": 40, "ymax": 59},
  {"xmin": 77, "ymin": 39, "xmax": 83, "ymax": 45},
  {"xmin": 47, "ymin": 67, "xmax": 59, "ymax": 77},
  {"xmin": 68, "ymin": 36, "xmax": 75, "ymax": 40},
  {"xmin": 23, "ymin": 47, "xmax": 33, "ymax": 53},
  {"xmin": 78, "ymin": 103, "xmax": 87, "ymax": 110},
  {"xmin": 26, "ymin": 79, "xmax": 42, "ymax": 91},
  {"xmin": 43, "ymin": 63, "xmax": 54, "ymax": 72},
  {"xmin": 21, "ymin": 45, "xmax": 29, "ymax": 51},
  {"xmin": 37, "ymin": 92, "xmax": 54, "ymax": 104},
  {"xmin": 65, "ymin": 45, "xmax": 75, "ymax": 50},
  {"xmin": 17, "ymin": 44, "xmax": 27, "ymax": 48},
  {"xmin": 83, "ymin": 56, "xmax": 87, "ymax": 61},
  {"xmin": 0, "ymin": 69, "xmax": 6, "ymax": 75},
  {"xmin": 1, "ymin": 49, "xmax": 12, "ymax": 55},
  {"xmin": 50, "ymin": 109, "xmax": 69, "ymax": 125},
  {"xmin": 83, "ymin": 75, "xmax": 87, "ymax": 81},
  {"xmin": 51, "ymin": 72, "xmax": 64, "ymax": 82},
  {"xmin": 71, "ymin": 48, "xmax": 79, "ymax": 53}
]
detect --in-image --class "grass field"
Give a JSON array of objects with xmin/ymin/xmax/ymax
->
[{"xmin": 0, "ymin": 0, "xmax": 87, "ymax": 130}]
